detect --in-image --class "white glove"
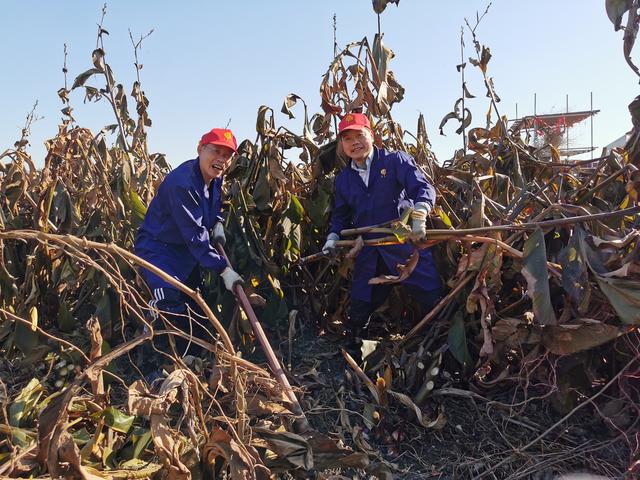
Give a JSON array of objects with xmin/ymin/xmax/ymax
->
[
  {"xmin": 410, "ymin": 202, "xmax": 431, "ymax": 238},
  {"xmin": 212, "ymin": 222, "xmax": 226, "ymax": 246},
  {"xmin": 322, "ymin": 233, "xmax": 339, "ymax": 255},
  {"xmin": 220, "ymin": 267, "xmax": 243, "ymax": 291}
]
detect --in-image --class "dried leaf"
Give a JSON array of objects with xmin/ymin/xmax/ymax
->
[
  {"xmin": 147, "ymin": 370, "xmax": 201, "ymax": 479},
  {"xmin": 372, "ymin": 0, "xmax": 400, "ymax": 14},
  {"xmin": 578, "ymin": 227, "xmax": 640, "ymax": 324},
  {"xmin": 541, "ymin": 319, "xmax": 622, "ymax": 355},
  {"xmin": 606, "ymin": 0, "xmax": 633, "ymax": 30},
  {"xmin": 466, "ymin": 272, "xmax": 494, "ymax": 357},
  {"xmin": 72, "ymin": 68, "xmax": 101, "ymax": 89},
  {"xmin": 127, "ymin": 380, "xmax": 155, "ymax": 417},
  {"xmin": 91, "ymin": 48, "xmax": 106, "ymax": 72},
  {"xmin": 463, "ymin": 82, "xmax": 475, "ymax": 99},
  {"xmin": 204, "ymin": 427, "xmax": 270, "ymax": 479},
  {"xmin": 305, "ymin": 430, "xmax": 369, "ymax": 470},
  {"xmin": 281, "ymin": 93, "xmax": 302, "ymax": 119},
  {"xmin": 246, "ymin": 394, "xmax": 292, "ymax": 416},
  {"xmin": 368, "ymin": 249, "xmax": 419, "ymax": 285},
  {"xmin": 85, "ymin": 317, "xmax": 105, "ymax": 403},
  {"xmin": 455, "ymin": 108, "xmax": 472, "ymax": 135},
  {"xmin": 388, "ymin": 391, "xmax": 447, "ymax": 429},
  {"xmin": 252, "ymin": 426, "xmax": 313, "ymax": 470},
  {"xmin": 439, "ymin": 111, "xmax": 459, "ymax": 136}
]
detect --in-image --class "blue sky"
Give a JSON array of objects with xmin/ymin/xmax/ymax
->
[{"xmin": 0, "ymin": 1, "xmax": 636, "ymax": 166}]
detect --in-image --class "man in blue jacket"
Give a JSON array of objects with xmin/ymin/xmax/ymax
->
[
  {"xmin": 323, "ymin": 113, "xmax": 442, "ymax": 337},
  {"xmin": 135, "ymin": 128, "xmax": 243, "ymax": 357}
]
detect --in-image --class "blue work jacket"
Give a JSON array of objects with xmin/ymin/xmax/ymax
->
[
  {"xmin": 135, "ymin": 158, "xmax": 226, "ymax": 289},
  {"xmin": 329, "ymin": 147, "xmax": 442, "ymax": 302}
]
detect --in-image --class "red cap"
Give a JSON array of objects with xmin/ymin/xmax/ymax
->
[
  {"xmin": 199, "ymin": 128, "xmax": 238, "ymax": 153},
  {"xmin": 338, "ymin": 113, "xmax": 372, "ymax": 134}
]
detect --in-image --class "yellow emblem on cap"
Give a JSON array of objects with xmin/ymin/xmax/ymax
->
[
  {"xmin": 223, "ymin": 131, "xmax": 233, "ymax": 140},
  {"xmin": 345, "ymin": 114, "xmax": 354, "ymax": 122}
]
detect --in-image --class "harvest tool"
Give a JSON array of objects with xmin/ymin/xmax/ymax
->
[{"xmin": 216, "ymin": 242, "xmax": 311, "ymax": 432}]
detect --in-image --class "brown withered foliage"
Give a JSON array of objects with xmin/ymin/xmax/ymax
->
[{"xmin": 1, "ymin": 2, "xmax": 640, "ymax": 479}]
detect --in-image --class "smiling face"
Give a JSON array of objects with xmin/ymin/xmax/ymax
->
[
  {"xmin": 340, "ymin": 128, "xmax": 373, "ymax": 166},
  {"xmin": 197, "ymin": 143, "xmax": 235, "ymax": 183}
]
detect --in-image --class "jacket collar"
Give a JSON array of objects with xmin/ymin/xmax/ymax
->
[
  {"xmin": 350, "ymin": 149, "xmax": 374, "ymax": 172},
  {"xmin": 191, "ymin": 157, "xmax": 205, "ymax": 188},
  {"xmin": 344, "ymin": 147, "xmax": 383, "ymax": 189}
]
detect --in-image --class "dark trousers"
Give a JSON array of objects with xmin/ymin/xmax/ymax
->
[
  {"xmin": 347, "ymin": 254, "xmax": 441, "ymax": 336},
  {"xmin": 147, "ymin": 268, "xmax": 212, "ymax": 358}
]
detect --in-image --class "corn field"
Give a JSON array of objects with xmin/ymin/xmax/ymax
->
[{"xmin": 1, "ymin": 1, "xmax": 640, "ymax": 478}]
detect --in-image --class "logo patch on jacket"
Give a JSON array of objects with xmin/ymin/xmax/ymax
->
[{"xmin": 380, "ymin": 168, "xmax": 387, "ymax": 178}]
